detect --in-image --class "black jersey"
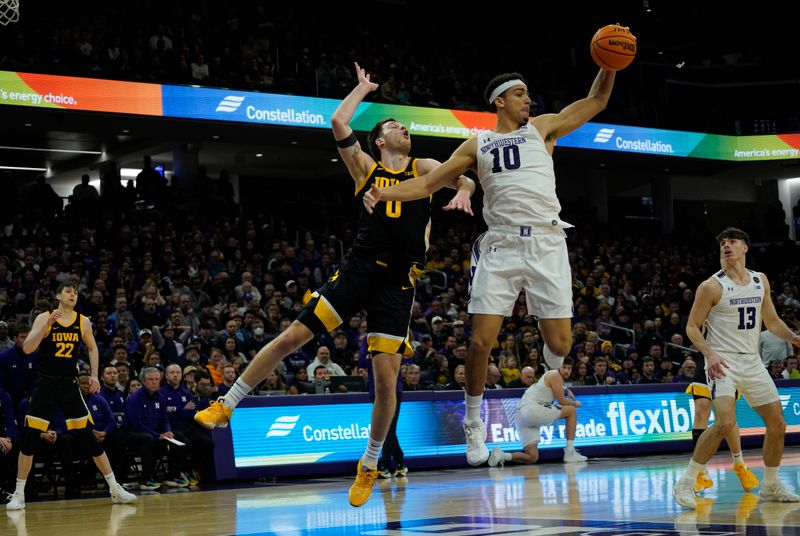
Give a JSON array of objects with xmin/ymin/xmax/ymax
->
[
  {"xmin": 353, "ymin": 158, "xmax": 431, "ymax": 265},
  {"xmin": 38, "ymin": 311, "xmax": 83, "ymax": 378}
]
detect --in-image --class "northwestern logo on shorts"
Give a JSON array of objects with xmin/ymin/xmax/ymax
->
[
  {"xmin": 266, "ymin": 415, "xmax": 300, "ymax": 438},
  {"xmin": 215, "ymin": 95, "xmax": 245, "ymax": 113},
  {"xmin": 593, "ymin": 128, "xmax": 615, "ymax": 143}
]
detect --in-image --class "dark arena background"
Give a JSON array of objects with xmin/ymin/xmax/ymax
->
[{"xmin": 1, "ymin": 1, "xmax": 800, "ymax": 534}]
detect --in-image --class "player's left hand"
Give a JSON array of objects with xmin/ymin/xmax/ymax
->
[
  {"xmin": 363, "ymin": 184, "xmax": 382, "ymax": 214},
  {"xmin": 89, "ymin": 376, "xmax": 101, "ymax": 394},
  {"xmin": 442, "ymin": 189, "xmax": 474, "ymax": 215},
  {"xmin": 791, "ymin": 335, "xmax": 800, "ymax": 348}
]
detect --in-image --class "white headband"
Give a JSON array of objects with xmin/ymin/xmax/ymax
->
[{"xmin": 488, "ymin": 79, "xmax": 527, "ymax": 105}]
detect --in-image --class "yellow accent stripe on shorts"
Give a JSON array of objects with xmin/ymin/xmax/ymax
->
[
  {"xmin": 65, "ymin": 414, "xmax": 93, "ymax": 430},
  {"xmin": 686, "ymin": 382, "xmax": 711, "ymax": 399},
  {"xmin": 313, "ymin": 295, "xmax": 343, "ymax": 333},
  {"xmin": 368, "ymin": 333, "xmax": 406, "ymax": 355},
  {"xmin": 25, "ymin": 415, "xmax": 50, "ymax": 432}
]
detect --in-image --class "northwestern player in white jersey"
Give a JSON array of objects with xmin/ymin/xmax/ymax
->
[
  {"xmin": 673, "ymin": 228, "xmax": 800, "ymax": 509},
  {"xmin": 363, "ymin": 47, "xmax": 624, "ymax": 464},
  {"xmin": 487, "ymin": 357, "xmax": 587, "ymax": 466}
]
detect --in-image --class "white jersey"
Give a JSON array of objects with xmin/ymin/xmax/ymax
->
[
  {"xmin": 476, "ymin": 123, "xmax": 572, "ymax": 229},
  {"xmin": 520, "ymin": 370, "xmax": 560, "ymax": 406},
  {"xmin": 706, "ymin": 269, "xmax": 765, "ymax": 355}
]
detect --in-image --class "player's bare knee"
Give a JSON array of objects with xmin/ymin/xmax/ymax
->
[
  {"xmin": 548, "ymin": 340, "xmax": 571, "ymax": 359},
  {"xmin": 561, "ymin": 405, "xmax": 576, "ymax": 418},
  {"xmin": 467, "ymin": 337, "xmax": 493, "ymax": 359},
  {"xmin": 713, "ymin": 416, "xmax": 736, "ymax": 436},
  {"xmin": 767, "ymin": 415, "xmax": 787, "ymax": 435}
]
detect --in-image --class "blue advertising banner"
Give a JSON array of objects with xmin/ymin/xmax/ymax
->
[{"xmin": 228, "ymin": 385, "xmax": 800, "ymax": 470}]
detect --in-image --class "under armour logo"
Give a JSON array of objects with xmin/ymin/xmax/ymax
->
[
  {"xmin": 489, "ymin": 246, "xmax": 498, "ymax": 253},
  {"xmin": 728, "ymin": 287, "xmax": 734, "ymax": 291}
]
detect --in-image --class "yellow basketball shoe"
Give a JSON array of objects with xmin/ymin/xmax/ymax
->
[
  {"xmin": 734, "ymin": 462, "xmax": 759, "ymax": 492},
  {"xmin": 348, "ymin": 461, "xmax": 378, "ymax": 507},
  {"xmin": 695, "ymin": 470, "xmax": 713, "ymax": 493},
  {"xmin": 194, "ymin": 399, "xmax": 233, "ymax": 429}
]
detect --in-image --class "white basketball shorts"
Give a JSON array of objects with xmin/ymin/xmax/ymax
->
[
  {"xmin": 468, "ymin": 226, "xmax": 573, "ymax": 319},
  {"xmin": 708, "ymin": 352, "xmax": 779, "ymax": 408},
  {"xmin": 516, "ymin": 400, "xmax": 562, "ymax": 447}
]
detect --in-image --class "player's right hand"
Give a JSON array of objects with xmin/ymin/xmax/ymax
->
[
  {"xmin": 354, "ymin": 62, "xmax": 378, "ymax": 92},
  {"xmin": 48, "ymin": 310, "xmax": 62, "ymax": 325},
  {"xmin": 363, "ymin": 184, "xmax": 382, "ymax": 214},
  {"xmin": 705, "ymin": 351, "xmax": 730, "ymax": 379}
]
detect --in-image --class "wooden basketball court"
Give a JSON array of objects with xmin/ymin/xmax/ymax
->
[{"xmin": 5, "ymin": 448, "xmax": 800, "ymax": 535}]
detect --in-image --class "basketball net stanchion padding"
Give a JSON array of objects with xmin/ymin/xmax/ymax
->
[{"xmin": 0, "ymin": 0, "xmax": 19, "ymax": 25}]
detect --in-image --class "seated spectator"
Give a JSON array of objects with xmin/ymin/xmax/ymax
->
[
  {"xmin": 192, "ymin": 370, "xmax": 216, "ymax": 411},
  {"xmin": 637, "ymin": 356, "xmax": 659, "ymax": 384},
  {"xmin": 506, "ymin": 366, "xmax": 536, "ymax": 389},
  {"xmin": 569, "ymin": 362, "xmax": 588, "ymax": 385},
  {"xmin": 403, "ymin": 364, "xmax": 423, "ymax": 391},
  {"xmin": 124, "ymin": 377, "xmax": 143, "ymax": 398},
  {"xmin": 783, "ymin": 356, "xmax": 800, "ymax": 379},
  {"xmin": 0, "ymin": 386, "xmax": 17, "ymax": 493},
  {"xmin": 499, "ymin": 354, "xmax": 521, "ymax": 386},
  {"xmin": 286, "ymin": 368, "xmax": 309, "ymax": 395},
  {"xmin": 124, "ymin": 367, "xmax": 188, "ymax": 489},
  {"xmin": 768, "ymin": 359, "xmax": 785, "ymax": 380},
  {"xmin": 216, "ymin": 365, "xmax": 238, "ymax": 395},
  {"xmin": 160, "ymin": 364, "xmax": 213, "ymax": 483},
  {"xmin": 306, "ymin": 346, "xmax": 345, "ymax": 379},
  {"xmin": 259, "ymin": 371, "xmax": 288, "ymax": 394},
  {"xmin": 447, "ymin": 364, "xmax": 467, "ymax": 390},
  {"xmin": 78, "ymin": 374, "xmax": 125, "ymax": 485},
  {"xmin": 485, "ymin": 365, "xmax": 503, "ymax": 389},
  {"xmin": 585, "ymin": 357, "xmax": 617, "ymax": 386}
]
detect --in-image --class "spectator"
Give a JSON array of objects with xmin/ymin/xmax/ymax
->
[
  {"xmin": 637, "ymin": 356, "xmax": 659, "ymax": 384},
  {"xmin": 306, "ymin": 346, "xmax": 345, "ymax": 379},
  {"xmin": 759, "ymin": 329, "xmax": 794, "ymax": 366},
  {"xmin": 783, "ymin": 356, "xmax": 800, "ymax": 379},
  {"xmin": 124, "ymin": 367, "xmax": 188, "ymax": 489},
  {"xmin": 0, "ymin": 325, "xmax": 36, "ymax": 407},
  {"xmin": 485, "ymin": 365, "xmax": 503, "ymax": 390}
]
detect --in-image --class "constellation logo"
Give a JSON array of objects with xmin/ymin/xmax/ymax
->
[
  {"xmin": 216, "ymin": 95, "xmax": 245, "ymax": 113},
  {"xmin": 593, "ymin": 128, "xmax": 615, "ymax": 143},
  {"xmin": 780, "ymin": 394, "xmax": 791, "ymax": 411},
  {"xmin": 266, "ymin": 415, "xmax": 300, "ymax": 438}
]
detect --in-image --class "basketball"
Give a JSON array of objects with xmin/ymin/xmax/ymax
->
[{"xmin": 591, "ymin": 24, "xmax": 637, "ymax": 71}]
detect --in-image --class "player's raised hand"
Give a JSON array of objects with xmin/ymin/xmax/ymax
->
[
  {"xmin": 354, "ymin": 62, "xmax": 378, "ymax": 92},
  {"xmin": 48, "ymin": 310, "xmax": 62, "ymax": 325},
  {"xmin": 442, "ymin": 189, "xmax": 474, "ymax": 216},
  {"xmin": 363, "ymin": 184, "xmax": 382, "ymax": 214}
]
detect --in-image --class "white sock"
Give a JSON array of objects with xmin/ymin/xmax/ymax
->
[
  {"xmin": 465, "ymin": 393, "xmax": 483, "ymax": 423},
  {"xmin": 362, "ymin": 436, "xmax": 383, "ymax": 469},
  {"xmin": 731, "ymin": 451, "xmax": 744, "ymax": 466},
  {"xmin": 222, "ymin": 377, "xmax": 253, "ymax": 409},
  {"xmin": 103, "ymin": 472, "xmax": 119, "ymax": 489},
  {"xmin": 543, "ymin": 344, "xmax": 564, "ymax": 369},
  {"xmin": 764, "ymin": 465, "xmax": 779, "ymax": 485},
  {"xmin": 14, "ymin": 478, "xmax": 25, "ymax": 495},
  {"xmin": 684, "ymin": 459, "xmax": 704, "ymax": 482},
  {"xmin": 566, "ymin": 440, "xmax": 575, "ymax": 450},
  {"xmin": 502, "ymin": 452, "xmax": 513, "ymax": 462}
]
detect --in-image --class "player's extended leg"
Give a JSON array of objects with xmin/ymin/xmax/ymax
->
[
  {"xmin": 349, "ymin": 352, "xmax": 401, "ymax": 507},
  {"xmin": 195, "ymin": 321, "xmax": 315, "ymax": 429},
  {"xmin": 674, "ymin": 395, "xmax": 737, "ymax": 509},
  {"xmin": 71, "ymin": 428, "xmax": 136, "ymax": 504},
  {"xmin": 463, "ymin": 314, "xmax": 504, "ymax": 466},
  {"xmin": 753, "ymin": 400, "xmax": 800, "ymax": 502},
  {"xmin": 561, "ymin": 406, "xmax": 588, "ymax": 462},
  {"xmin": 488, "ymin": 438, "xmax": 540, "ymax": 466},
  {"xmin": 7, "ymin": 428, "xmax": 39, "ymax": 510},
  {"xmin": 538, "ymin": 318, "xmax": 572, "ymax": 369}
]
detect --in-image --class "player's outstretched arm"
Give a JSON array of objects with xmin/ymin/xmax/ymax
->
[
  {"xmin": 331, "ymin": 62, "xmax": 377, "ymax": 188},
  {"xmin": 415, "ymin": 158, "xmax": 476, "ymax": 215},
  {"xmin": 363, "ymin": 138, "xmax": 477, "ymax": 213}
]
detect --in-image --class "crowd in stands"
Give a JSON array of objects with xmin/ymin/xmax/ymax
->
[
  {"xmin": 2, "ymin": 2, "xmax": 798, "ymax": 134},
  {"xmin": 0, "ymin": 154, "xmax": 799, "ymax": 497}
]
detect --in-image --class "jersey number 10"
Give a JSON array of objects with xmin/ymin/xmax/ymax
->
[{"xmin": 489, "ymin": 145, "xmax": 521, "ymax": 173}]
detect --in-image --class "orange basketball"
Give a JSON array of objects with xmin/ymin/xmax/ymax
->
[{"xmin": 591, "ymin": 24, "xmax": 637, "ymax": 71}]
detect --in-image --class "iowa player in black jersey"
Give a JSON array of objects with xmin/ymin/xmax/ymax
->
[
  {"xmin": 195, "ymin": 62, "xmax": 475, "ymax": 507},
  {"xmin": 6, "ymin": 282, "xmax": 135, "ymax": 510}
]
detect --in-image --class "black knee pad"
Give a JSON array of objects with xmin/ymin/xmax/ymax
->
[
  {"xmin": 21, "ymin": 428, "xmax": 40, "ymax": 456},
  {"xmin": 75, "ymin": 428, "xmax": 104, "ymax": 457}
]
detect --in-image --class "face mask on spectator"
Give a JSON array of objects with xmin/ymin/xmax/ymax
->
[{"xmin": 254, "ymin": 327, "xmax": 264, "ymax": 336}]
